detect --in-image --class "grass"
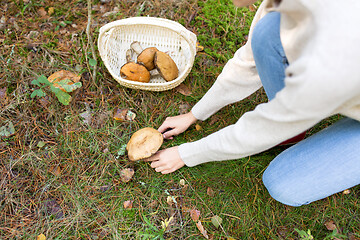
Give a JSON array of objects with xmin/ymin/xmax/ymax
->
[{"xmin": 1, "ymin": 0, "xmax": 360, "ymax": 239}]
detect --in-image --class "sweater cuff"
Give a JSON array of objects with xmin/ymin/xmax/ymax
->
[{"xmin": 178, "ymin": 141, "xmax": 209, "ymax": 167}]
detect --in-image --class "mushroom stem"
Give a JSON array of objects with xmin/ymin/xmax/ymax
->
[
  {"xmin": 126, "ymin": 49, "xmax": 134, "ymax": 63},
  {"xmin": 130, "ymin": 41, "xmax": 143, "ymax": 55}
]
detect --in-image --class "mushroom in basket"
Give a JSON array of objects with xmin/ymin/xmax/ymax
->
[{"xmin": 120, "ymin": 41, "xmax": 179, "ymax": 83}]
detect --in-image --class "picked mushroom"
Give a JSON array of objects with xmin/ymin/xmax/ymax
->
[
  {"xmin": 154, "ymin": 51, "xmax": 179, "ymax": 81},
  {"xmin": 126, "ymin": 127, "xmax": 163, "ymax": 161},
  {"xmin": 137, "ymin": 47, "xmax": 159, "ymax": 71},
  {"xmin": 120, "ymin": 62, "xmax": 151, "ymax": 83}
]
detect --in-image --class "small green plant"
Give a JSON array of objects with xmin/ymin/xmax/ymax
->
[
  {"xmin": 324, "ymin": 229, "xmax": 347, "ymax": 240},
  {"xmin": 31, "ymin": 75, "xmax": 82, "ymax": 105},
  {"xmin": 295, "ymin": 228, "xmax": 314, "ymax": 240},
  {"xmin": 138, "ymin": 215, "xmax": 166, "ymax": 240}
]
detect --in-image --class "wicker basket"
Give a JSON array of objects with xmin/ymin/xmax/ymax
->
[{"xmin": 98, "ymin": 17, "xmax": 197, "ymax": 91}]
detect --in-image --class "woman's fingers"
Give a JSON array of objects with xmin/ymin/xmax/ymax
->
[{"xmin": 144, "ymin": 152, "xmax": 160, "ymax": 162}]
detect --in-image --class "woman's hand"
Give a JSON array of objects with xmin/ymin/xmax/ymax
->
[
  {"xmin": 158, "ymin": 112, "xmax": 197, "ymax": 139},
  {"xmin": 146, "ymin": 146, "xmax": 185, "ymax": 174}
]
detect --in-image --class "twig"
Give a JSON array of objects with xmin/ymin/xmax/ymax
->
[{"xmin": 86, "ymin": 0, "xmax": 98, "ymax": 87}]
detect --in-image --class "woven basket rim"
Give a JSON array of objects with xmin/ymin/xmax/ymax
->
[{"xmin": 98, "ymin": 17, "xmax": 197, "ymax": 91}]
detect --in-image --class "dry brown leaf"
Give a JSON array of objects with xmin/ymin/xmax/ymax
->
[
  {"xmin": 206, "ymin": 187, "xmax": 214, "ymax": 196},
  {"xmin": 38, "ymin": 7, "xmax": 47, "ymax": 17},
  {"xmin": 120, "ymin": 168, "xmax": 134, "ymax": 183},
  {"xmin": 113, "ymin": 108, "xmax": 127, "ymax": 121},
  {"xmin": 0, "ymin": 88, "xmax": 8, "ymax": 106},
  {"xmin": 37, "ymin": 234, "xmax": 46, "ymax": 240},
  {"xmin": 123, "ymin": 200, "xmax": 133, "ymax": 209},
  {"xmin": 48, "ymin": 70, "xmax": 81, "ymax": 92},
  {"xmin": 195, "ymin": 124, "xmax": 202, "ymax": 131},
  {"xmin": 196, "ymin": 221, "xmax": 209, "ymax": 239},
  {"xmin": 324, "ymin": 220, "xmax": 338, "ymax": 231},
  {"xmin": 190, "ymin": 208, "xmax": 200, "ymax": 222},
  {"xmin": 113, "ymin": 108, "xmax": 136, "ymax": 122},
  {"xmin": 175, "ymin": 83, "xmax": 192, "ymax": 96},
  {"xmin": 50, "ymin": 166, "xmax": 61, "ymax": 176},
  {"xmin": 179, "ymin": 103, "xmax": 190, "ymax": 115}
]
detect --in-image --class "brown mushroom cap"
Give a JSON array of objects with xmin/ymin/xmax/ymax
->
[
  {"xmin": 137, "ymin": 47, "xmax": 159, "ymax": 71},
  {"xmin": 154, "ymin": 51, "xmax": 179, "ymax": 81},
  {"xmin": 120, "ymin": 62, "xmax": 151, "ymax": 83},
  {"xmin": 126, "ymin": 127, "xmax": 163, "ymax": 161}
]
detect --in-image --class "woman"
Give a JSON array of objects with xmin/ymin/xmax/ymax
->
[{"xmin": 146, "ymin": 0, "xmax": 360, "ymax": 206}]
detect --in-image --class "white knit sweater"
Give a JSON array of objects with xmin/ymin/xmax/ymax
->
[{"xmin": 178, "ymin": 0, "xmax": 360, "ymax": 167}]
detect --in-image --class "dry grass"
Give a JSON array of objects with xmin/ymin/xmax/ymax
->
[{"xmin": 1, "ymin": 0, "xmax": 359, "ymax": 239}]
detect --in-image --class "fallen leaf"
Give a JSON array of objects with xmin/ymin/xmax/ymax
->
[
  {"xmin": 48, "ymin": 7, "xmax": 54, "ymax": 16},
  {"xmin": 50, "ymin": 166, "xmax": 61, "ymax": 176},
  {"xmin": 167, "ymin": 196, "xmax": 177, "ymax": 205},
  {"xmin": 123, "ymin": 200, "xmax": 133, "ymax": 209},
  {"xmin": 37, "ymin": 141, "xmax": 46, "ymax": 148},
  {"xmin": 37, "ymin": 234, "xmax": 46, "ymax": 240},
  {"xmin": 161, "ymin": 216, "xmax": 174, "ymax": 231},
  {"xmin": 179, "ymin": 103, "xmax": 190, "ymax": 115},
  {"xmin": 120, "ymin": 168, "xmax": 134, "ymax": 183},
  {"xmin": 0, "ymin": 87, "xmax": 8, "ymax": 106},
  {"xmin": 196, "ymin": 42, "xmax": 204, "ymax": 52},
  {"xmin": 113, "ymin": 109, "xmax": 128, "ymax": 121},
  {"xmin": 207, "ymin": 187, "xmax": 214, "ymax": 196},
  {"xmin": 38, "ymin": 7, "xmax": 47, "ymax": 17},
  {"xmin": 126, "ymin": 110, "xmax": 136, "ymax": 121},
  {"xmin": 211, "ymin": 215, "xmax": 222, "ymax": 229},
  {"xmin": 195, "ymin": 124, "xmax": 202, "ymax": 131},
  {"xmin": 113, "ymin": 108, "xmax": 136, "ymax": 122},
  {"xmin": 227, "ymin": 237, "xmax": 237, "ymax": 240},
  {"xmin": 175, "ymin": 83, "xmax": 192, "ymax": 96},
  {"xmin": 48, "ymin": 70, "xmax": 81, "ymax": 93},
  {"xmin": 179, "ymin": 179, "xmax": 186, "ymax": 186},
  {"xmin": 196, "ymin": 221, "xmax": 209, "ymax": 239},
  {"xmin": 343, "ymin": 189, "xmax": 351, "ymax": 195},
  {"xmin": 324, "ymin": 220, "xmax": 337, "ymax": 231},
  {"xmin": 0, "ymin": 121, "xmax": 15, "ymax": 137},
  {"xmin": 190, "ymin": 208, "xmax": 200, "ymax": 222},
  {"xmin": 79, "ymin": 110, "xmax": 92, "ymax": 125},
  {"xmin": 42, "ymin": 199, "xmax": 64, "ymax": 219}
]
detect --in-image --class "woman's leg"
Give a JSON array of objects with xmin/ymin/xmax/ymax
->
[
  {"xmin": 251, "ymin": 11, "xmax": 306, "ymax": 145},
  {"xmin": 251, "ymin": 11, "xmax": 287, "ymax": 101},
  {"xmin": 263, "ymin": 118, "xmax": 360, "ymax": 206},
  {"xmin": 251, "ymin": 12, "xmax": 360, "ymax": 206}
]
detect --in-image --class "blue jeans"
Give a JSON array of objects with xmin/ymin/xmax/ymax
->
[{"xmin": 251, "ymin": 12, "xmax": 360, "ymax": 206}]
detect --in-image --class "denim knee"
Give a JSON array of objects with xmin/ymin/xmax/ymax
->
[{"xmin": 262, "ymin": 165, "xmax": 308, "ymax": 207}]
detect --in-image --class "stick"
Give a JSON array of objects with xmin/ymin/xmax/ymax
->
[{"xmin": 86, "ymin": 0, "xmax": 98, "ymax": 87}]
